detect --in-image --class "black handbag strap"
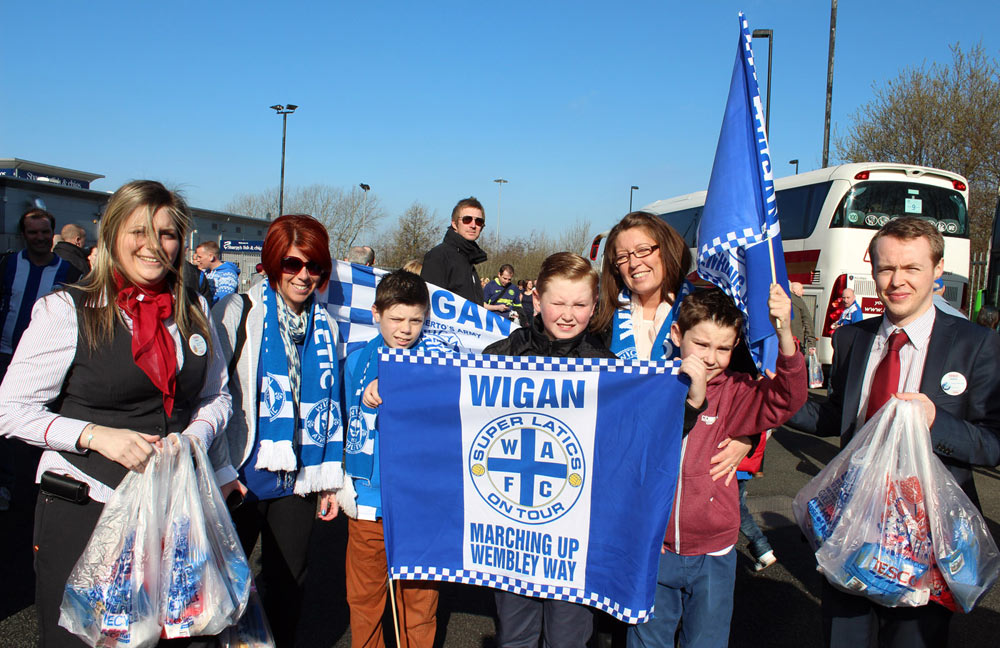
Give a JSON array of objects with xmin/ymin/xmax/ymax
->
[{"xmin": 227, "ymin": 293, "xmax": 252, "ymax": 380}]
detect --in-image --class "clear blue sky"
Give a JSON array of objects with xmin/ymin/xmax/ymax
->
[{"xmin": 4, "ymin": 1, "xmax": 999, "ymax": 240}]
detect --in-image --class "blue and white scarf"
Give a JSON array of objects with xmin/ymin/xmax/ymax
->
[
  {"xmin": 255, "ymin": 284, "xmax": 344, "ymax": 495},
  {"xmin": 609, "ymin": 280, "xmax": 694, "ymax": 361},
  {"xmin": 344, "ymin": 334, "xmax": 430, "ymax": 482}
]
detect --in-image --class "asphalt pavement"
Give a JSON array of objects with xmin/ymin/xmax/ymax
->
[{"xmin": 2, "ymin": 421, "xmax": 999, "ymax": 647}]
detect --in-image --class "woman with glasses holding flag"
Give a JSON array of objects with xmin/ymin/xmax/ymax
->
[{"xmin": 210, "ymin": 214, "xmax": 344, "ymax": 647}]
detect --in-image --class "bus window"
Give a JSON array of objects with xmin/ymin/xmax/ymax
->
[
  {"xmin": 774, "ymin": 182, "xmax": 831, "ymax": 240},
  {"xmin": 830, "ymin": 182, "xmax": 968, "ymax": 236},
  {"xmin": 660, "ymin": 207, "xmax": 701, "ymax": 248}
]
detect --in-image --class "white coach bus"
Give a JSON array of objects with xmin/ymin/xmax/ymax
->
[{"xmin": 587, "ymin": 163, "xmax": 971, "ymax": 366}]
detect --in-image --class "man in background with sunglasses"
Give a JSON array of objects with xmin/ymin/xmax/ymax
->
[{"xmin": 421, "ymin": 197, "xmax": 488, "ymax": 304}]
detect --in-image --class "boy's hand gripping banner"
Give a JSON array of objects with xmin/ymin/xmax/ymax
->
[{"xmin": 377, "ymin": 350, "xmax": 688, "ymax": 623}]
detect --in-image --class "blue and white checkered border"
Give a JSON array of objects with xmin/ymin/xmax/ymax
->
[
  {"xmin": 378, "ymin": 348, "xmax": 681, "ymax": 375},
  {"xmin": 389, "ymin": 565, "xmax": 653, "ymax": 624}
]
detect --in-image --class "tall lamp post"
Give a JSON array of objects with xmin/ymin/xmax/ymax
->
[
  {"xmin": 789, "ymin": 159, "xmax": 799, "ymax": 174},
  {"xmin": 822, "ymin": 0, "xmax": 838, "ymax": 168},
  {"xmin": 269, "ymin": 103, "xmax": 298, "ymax": 218},
  {"xmin": 751, "ymin": 29, "xmax": 773, "ymax": 138},
  {"xmin": 493, "ymin": 178, "xmax": 508, "ymax": 244},
  {"xmin": 629, "ymin": 185, "xmax": 639, "ymax": 212}
]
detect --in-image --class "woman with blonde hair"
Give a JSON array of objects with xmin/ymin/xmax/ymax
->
[{"xmin": 0, "ymin": 180, "xmax": 232, "ymax": 647}]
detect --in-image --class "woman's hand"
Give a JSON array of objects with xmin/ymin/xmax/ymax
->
[
  {"xmin": 220, "ymin": 479, "xmax": 248, "ymax": 501},
  {"xmin": 709, "ymin": 436, "xmax": 753, "ymax": 485},
  {"xmin": 362, "ymin": 379, "xmax": 382, "ymax": 408},
  {"xmin": 81, "ymin": 425, "xmax": 162, "ymax": 472},
  {"xmin": 316, "ymin": 490, "xmax": 339, "ymax": 521}
]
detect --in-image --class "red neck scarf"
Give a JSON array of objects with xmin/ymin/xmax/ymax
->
[{"xmin": 114, "ymin": 275, "xmax": 177, "ymax": 416}]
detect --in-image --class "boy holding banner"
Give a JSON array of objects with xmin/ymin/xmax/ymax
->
[
  {"xmin": 338, "ymin": 270, "xmax": 439, "ymax": 648},
  {"xmin": 629, "ymin": 286, "xmax": 806, "ymax": 648}
]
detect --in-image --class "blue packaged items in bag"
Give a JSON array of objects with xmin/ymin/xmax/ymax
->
[
  {"xmin": 163, "ymin": 517, "xmax": 209, "ymax": 631},
  {"xmin": 842, "ymin": 542, "xmax": 930, "ymax": 606},
  {"xmin": 805, "ymin": 465, "xmax": 860, "ymax": 545}
]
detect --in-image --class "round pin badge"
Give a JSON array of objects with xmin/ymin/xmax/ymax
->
[
  {"xmin": 940, "ymin": 371, "xmax": 967, "ymax": 396},
  {"xmin": 189, "ymin": 333, "xmax": 208, "ymax": 357}
]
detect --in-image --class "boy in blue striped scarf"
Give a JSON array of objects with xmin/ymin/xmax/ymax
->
[{"xmin": 339, "ymin": 270, "xmax": 439, "ymax": 648}]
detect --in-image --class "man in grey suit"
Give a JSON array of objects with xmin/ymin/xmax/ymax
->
[{"xmin": 790, "ymin": 217, "xmax": 1000, "ymax": 648}]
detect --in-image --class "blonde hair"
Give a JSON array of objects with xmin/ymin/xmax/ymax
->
[{"xmin": 76, "ymin": 180, "xmax": 209, "ymax": 350}]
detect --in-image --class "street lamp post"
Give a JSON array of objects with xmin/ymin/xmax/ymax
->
[
  {"xmin": 629, "ymin": 185, "xmax": 639, "ymax": 212},
  {"xmin": 751, "ymin": 29, "xmax": 773, "ymax": 138},
  {"xmin": 789, "ymin": 159, "xmax": 799, "ymax": 175},
  {"xmin": 822, "ymin": 0, "xmax": 838, "ymax": 168},
  {"xmin": 493, "ymin": 178, "xmax": 508, "ymax": 244},
  {"xmin": 269, "ymin": 103, "xmax": 299, "ymax": 218}
]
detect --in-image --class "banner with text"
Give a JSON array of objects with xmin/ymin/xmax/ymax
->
[{"xmin": 377, "ymin": 350, "xmax": 687, "ymax": 623}]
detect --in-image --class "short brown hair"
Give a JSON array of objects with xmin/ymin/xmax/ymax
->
[
  {"xmin": 19, "ymin": 208, "xmax": 55, "ymax": 234},
  {"xmin": 196, "ymin": 240, "xmax": 221, "ymax": 257},
  {"xmin": 374, "ymin": 269, "xmax": 429, "ymax": 313},
  {"xmin": 867, "ymin": 216, "xmax": 944, "ymax": 266},
  {"xmin": 450, "ymin": 197, "xmax": 485, "ymax": 223},
  {"xmin": 592, "ymin": 212, "xmax": 693, "ymax": 332},
  {"xmin": 675, "ymin": 287, "xmax": 744, "ymax": 336},
  {"xmin": 536, "ymin": 251, "xmax": 599, "ymax": 302}
]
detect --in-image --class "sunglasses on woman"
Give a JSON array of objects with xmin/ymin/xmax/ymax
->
[
  {"xmin": 460, "ymin": 215, "xmax": 486, "ymax": 227},
  {"xmin": 281, "ymin": 256, "xmax": 324, "ymax": 277}
]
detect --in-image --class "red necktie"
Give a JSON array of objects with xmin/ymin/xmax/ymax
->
[{"xmin": 865, "ymin": 329, "xmax": 909, "ymax": 421}]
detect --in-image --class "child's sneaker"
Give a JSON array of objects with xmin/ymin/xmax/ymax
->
[{"xmin": 754, "ymin": 550, "xmax": 777, "ymax": 572}]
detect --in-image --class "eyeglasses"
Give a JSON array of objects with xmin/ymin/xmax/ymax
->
[
  {"xmin": 613, "ymin": 244, "xmax": 659, "ymax": 266},
  {"xmin": 460, "ymin": 215, "xmax": 486, "ymax": 227},
  {"xmin": 281, "ymin": 256, "xmax": 324, "ymax": 277}
]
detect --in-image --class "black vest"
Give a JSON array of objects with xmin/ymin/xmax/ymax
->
[{"xmin": 54, "ymin": 288, "xmax": 209, "ymax": 488}]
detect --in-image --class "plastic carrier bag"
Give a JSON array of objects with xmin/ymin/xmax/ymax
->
[
  {"xmin": 59, "ymin": 437, "xmax": 177, "ymax": 648},
  {"xmin": 159, "ymin": 435, "xmax": 250, "ymax": 638},
  {"xmin": 217, "ymin": 580, "xmax": 276, "ymax": 648},
  {"xmin": 808, "ymin": 353, "xmax": 824, "ymax": 389},
  {"xmin": 793, "ymin": 398, "xmax": 1000, "ymax": 611}
]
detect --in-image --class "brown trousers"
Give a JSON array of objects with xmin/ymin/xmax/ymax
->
[{"xmin": 346, "ymin": 517, "xmax": 439, "ymax": 648}]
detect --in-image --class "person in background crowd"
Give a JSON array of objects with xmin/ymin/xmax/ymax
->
[
  {"xmin": 53, "ymin": 223, "xmax": 91, "ymax": 276},
  {"xmin": 789, "ymin": 281, "xmax": 816, "ymax": 354},
  {"xmin": 421, "ymin": 197, "xmax": 487, "ymax": 304},
  {"xmin": 194, "ymin": 240, "xmax": 240, "ymax": 304},
  {"xmin": 516, "ymin": 279, "xmax": 534, "ymax": 325},
  {"xmin": 790, "ymin": 217, "xmax": 1000, "ymax": 647},
  {"xmin": 483, "ymin": 264, "xmax": 520, "ymax": 319},
  {"xmin": 209, "ymin": 214, "xmax": 342, "ymax": 647},
  {"xmin": 347, "ymin": 246, "xmax": 375, "ymax": 267},
  {"xmin": 0, "ymin": 180, "xmax": 231, "ymax": 647},
  {"xmin": 401, "ymin": 259, "xmax": 423, "ymax": 274},
  {"xmin": 86, "ymin": 246, "xmax": 98, "ymax": 268},
  {"xmin": 183, "ymin": 249, "xmax": 212, "ymax": 303},
  {"xmin": 976, "ymin": 304, "xmax": 999, "ymax": 330},
  {"xmin": 830, "ymin": 288, "xmax": 862, "ymax": 330},
  {"xmin": 931, "ymin": 277, "xmax": 966, "ymax": 319}
]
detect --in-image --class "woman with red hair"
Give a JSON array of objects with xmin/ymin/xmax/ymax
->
[{"xmin": 210, "ymin": 214, "xmax": 344, "ymax": 646}]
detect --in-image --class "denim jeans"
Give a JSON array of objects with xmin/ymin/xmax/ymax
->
[{"xmin": 738, "ymin": 479, "xmax": 772, "ymax": 559}]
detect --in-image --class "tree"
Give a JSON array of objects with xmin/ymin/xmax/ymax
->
[
  {"xmin": 225, "ymin": 184, "xmax": 386, "ymax": 259},
  {"xmin": 376, "ymin": 202, "xmax": 440, "ymax": 270},
  {"xmin": 837, "ymin": 44, "xmax": 1000, "ymax": 255}
]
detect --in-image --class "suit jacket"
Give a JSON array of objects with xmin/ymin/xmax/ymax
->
[{"xmin": 791, "ymin": 307, "xmax": 1000, "ymax": 508}]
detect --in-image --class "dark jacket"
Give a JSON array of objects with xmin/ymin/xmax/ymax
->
[
  {"xmin": 483, "ymin": 315, "xmax": 616, "ymax": 360},
  {"xmin": 53, "ymin": 241, "xmax": 90, "ymax": 276},
  {"xmin": 790, "ymin": 293, "xmax": 815, "ymax": 350},
  {"xmin": 421, "ymin": 228, "xmax": 487, "ymax": 305}
]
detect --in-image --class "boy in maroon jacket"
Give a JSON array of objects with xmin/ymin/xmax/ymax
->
[{"xmin": 628, "ymin": 286, "xmax": 807, "ymax": 648}]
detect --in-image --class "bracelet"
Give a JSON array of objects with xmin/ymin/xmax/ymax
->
[{"xmin": 83, "ymin": 424, "xmax": 95, "ymax": 450}]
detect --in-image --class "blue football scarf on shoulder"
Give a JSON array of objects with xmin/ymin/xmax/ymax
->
[
  {"xmin": 608, "ymin": 280, "xmax": 693, "ymax": 360},
  {"xmin": 255, "ymin": 285, "xmax": 344, "ymax": 494},
  {"xmin": 344, "ymin": 334, "xmax": 431, "ymax": 483}
]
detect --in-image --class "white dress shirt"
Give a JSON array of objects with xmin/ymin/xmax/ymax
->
[{"xmin": 0, "ymin": 291, "xmax": 232, "ymax": 502}]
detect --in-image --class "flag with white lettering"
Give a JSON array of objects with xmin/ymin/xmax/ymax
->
[
  {"xmin": 697, "ymin": 13, "xmax": 789, "ymax": 373},
  {"xmin": 377, "ymin": 350, "xmax": 687, "ymax": 623},
  {"xmin": 318, "ymin": 261, "xmax": 518, "ymax": 359}
]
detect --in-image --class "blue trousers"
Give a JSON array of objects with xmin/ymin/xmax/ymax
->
[
  {"xmin": 626, "ymin": 548, "xmax": 736, "ymax": 648},
  {"xmin": 494, "ymin": 590, "xmax": 593, "ymax": 648},
  {"xmin": 738, "ymin": 479, "xmax": 772, "ymax": 559}
]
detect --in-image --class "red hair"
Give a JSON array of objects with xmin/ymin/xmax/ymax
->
[{"xmin": 261, "ymin": 214, "xmax": 332, "ymax": 291}]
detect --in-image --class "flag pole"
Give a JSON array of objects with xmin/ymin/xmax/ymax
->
[
  {"xmin": 387, "ymin": 577, "xmax": 402, "ymax": 647},
  {"xmin": 767, "ymin": 237, "xmax": 782, "ymax": 330}
]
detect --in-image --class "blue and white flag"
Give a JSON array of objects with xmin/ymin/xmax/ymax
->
[
  {"xmin": 376, "ymin": 350, "xmax": 688, "ymax": 623},
  {"xmin": 697, "ymin": 13, "xmax": 789, "ymax": 373},
  {"xmin": 318, "ymin": 261, "xmax": 519, "ymax": 359}
]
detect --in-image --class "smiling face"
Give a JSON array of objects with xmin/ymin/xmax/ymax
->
[
  {"xmin": 277, "ymin": 244, "xmax": 320, "ymax": 314},
  {"xmin": 114, "ymin": 206, "xmax": 180, "ymax": 287},
  {"xmin": 670, "ymin": 319, "xmax": 739, "ymax": 382},
  {"xmin": 373, "ymin": 303, "xmax": 427, "ymax": 348},
  {"xmin": 23, "ymin": 216, "xmax": 54, "ymax": 258},
  {"xmin": 534, "ymin": 276, "xmax": 597, "ymax": 340},
  {"xmin": 613, "ymin": 226, "xmax": 664, "ymax": 303},
  {"xmin": 872, "ymin": 235, "xmax": 943, "ymax": 327},
  {"xmin": 451, "ymin": 206, "xmax": 485, "ymax": 242}
]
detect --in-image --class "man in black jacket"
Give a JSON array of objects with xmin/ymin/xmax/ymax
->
[
  {"xmin": 421, "ymin": 197, "xmax": 488, "ymax": 304},
  {"xmin": 53, "ymin": 223, "xmax": 91, "ymax": 276}
]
